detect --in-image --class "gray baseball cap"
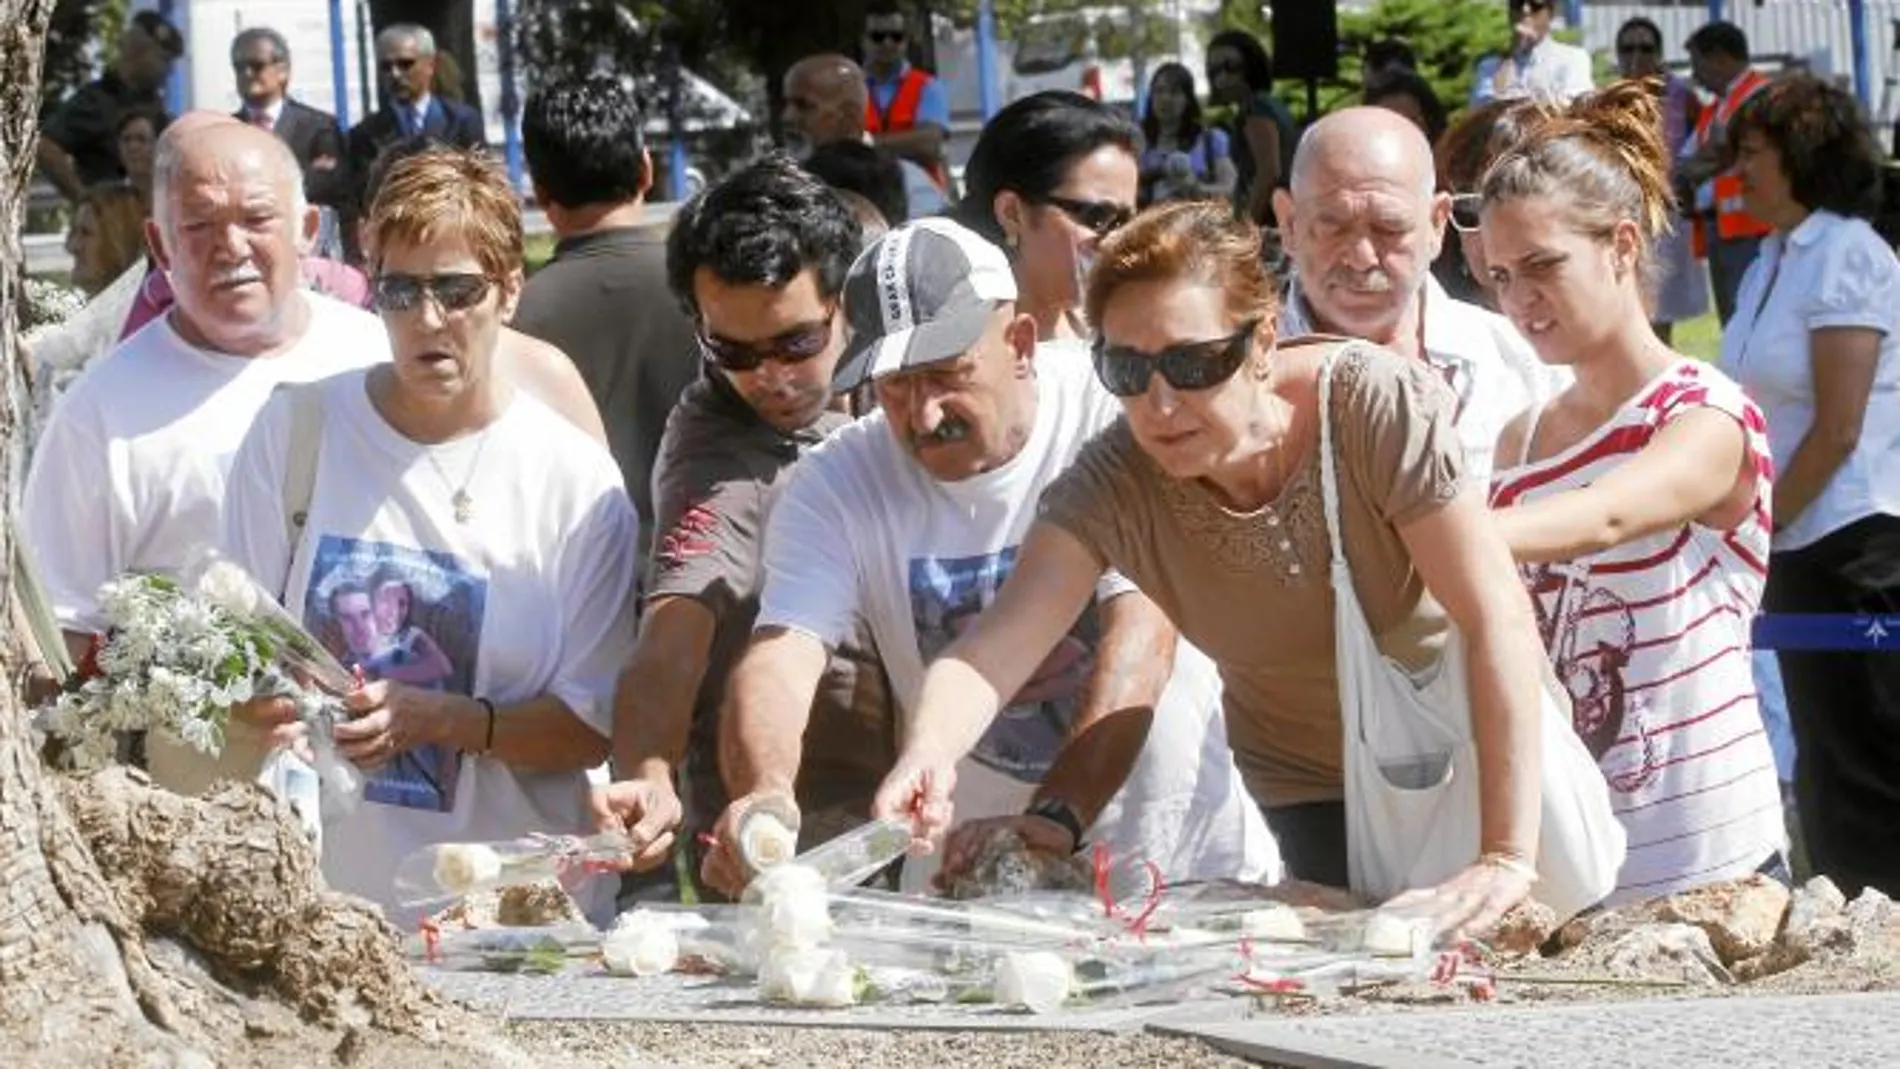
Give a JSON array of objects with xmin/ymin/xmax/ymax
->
[{"xmin": 834, "ymin": 218, "xmax": 1019, "ymax": 392}]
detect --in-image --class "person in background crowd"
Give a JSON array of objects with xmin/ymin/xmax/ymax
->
[
  {"xmin": 1364, "ymin": 68, "xmax": 1448, "ymax": 149},
  {"xmin": 64, "ymin": 183, "xmax": 146, "ymax": 297},
  {"xmin": 1716, "ymin": 74, "xmax": 1900, "ymax": 898},
  {"xmin": 1471, "ymin": 0, "xmax": 1593, "ymax": 106},
  {"xmin": 1437, "ymin": 97, "xmax": 1545, "ymax": 309},
  {"xmin": 1205, "ymin": 30, "xmax": 1297, "ymax": 227},
  {"xmin": 803, "ymin": 140, "xmax": 910, "ymax": 228},
  {"xmin": 951, "ymin": 91, "xmax": 1138, "ymax": 342},
  {"xmin": 1138, "ymin": 62, "xmax": 1236, "ymax": 207},
  {"xmin": 1273, "ymin": 107, "xmax": 1565, "ymax": 483},
  {"xmin": 115, "ymin": 104, "xmax": 165, "ymax": 211},
  {"xmin": 22, "ymin": 120, "xmax": 390, "ymax": 792},
  {"xmin": 704, "ymin": 216, "xmax": 1276, "ymax": 899},
  {"xmin": 37, "ymin": 10, "xmax": 183, "ymax": 203},
  {"xmin": 230, "ymin": 27, "xmax": 348, "ymax": 209},
  {"xmin": 1677, "ymin": 21, "xmax": 1768, "ymax": 324},
  {"xmin": 590, "ymin": 158, "xmax": 897, "ymax": 898},
  {"xmin": 346, "ymin": 25, "xmax": 485, "ymax": 218},
  {"xmin": 860, "ymin": 2, "xmax": 952, "ymax": 193},
  {"xmin": 1613, "ymin": 17, "xmax": 1709, "ymax": 343},
  {"xmin": 514, "ymin": 76, "xmax": 696, "ymax": 574},
  {"xmin": 1483, "ymin": 82, "xmax": 1787, "ymax": 903},
  {"xmin": 222, "ymin": 146, "xmax": 636, "ymax": 929},
  {"xmin": 874, "ymin": 202, "xmax": 1544, "ymax": 934},
  {"xmin": 833, "ymin": 188, "xmax": 892, "ymax": 245},
  {"xmin": 1365, "ymin": 38, "xmax": 1419, "ymax": 78},
  {"xmin": 782, "ymin": 53, "xmax": 945, "ymax": 220}
]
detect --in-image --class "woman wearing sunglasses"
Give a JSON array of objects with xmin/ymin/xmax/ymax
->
[
  {"xmin": 220, "ymin": 146, "xmax": 638, "ymax": 927},
  {"xmin": 873, "ymin": 200, "xmax": 1566, "ymax": 941},
  {"xmin": 951, "ymin": 91, "xmax": 1139, "ymax": 343},
  {"xmin": 1483, "ymin": 83, "xmax": 1786, "ymax": 902},
  {"xmin": 1614, "ymin": 18, "xmax": 1708, "ymax": 343}
]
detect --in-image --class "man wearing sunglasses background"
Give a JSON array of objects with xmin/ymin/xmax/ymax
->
[
  {"xmin": 1469, "ymin": 0, "xmax": 1593, "ymax": 106},
  {"xmin": 345, "ymin": 24, "xmax": 485, "ymax": 221},
  {"xmin": 696, "ymin": 216, "xmax": 1274, "ymax": 899},
  {"xmin": 230, "ymin": 27, "xmax": 347, "ymax": 209},
  {"xmin": 861, "ymin": 1, "xmax": 953, "ymax": 193},
  {"xmin": 1273, "ymin": 107, "xmax": 1565, "ymax": 482},
  {"xmin": 589, "ymin": 157, "xmax": 897, "ymax": 902}
]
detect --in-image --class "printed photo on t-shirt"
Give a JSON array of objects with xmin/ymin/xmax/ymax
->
[
  {"xmin": 304, "ymin": 535, "xmax": 488, "ymax": 813},
  {"xmin": 909, "ymin": 548, "xmax": 1100, "ymax": 782}
]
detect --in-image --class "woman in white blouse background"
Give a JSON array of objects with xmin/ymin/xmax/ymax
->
[{"xmin": 1716, "ymin": 73, "xmax": 1900, "ymax": 900}]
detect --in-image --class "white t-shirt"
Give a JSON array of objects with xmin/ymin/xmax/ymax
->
[
  {"xmin": 1281, "ymin": 274, "xmax": 1570, "ymax": 483},
  {"xmin": 1469, "ymin": 37, "xmax": 1594, "ymax": 105},
  {"xmin": 24, "ymin": 293, "xmax": 389, "ymax": 631},
  {"xmin": 1717, "ymin": 210, "xmax": 1900, "ymax": 550},
  {"xmin": 758, "ymin": 341, "xmax": 1280, "ymax": 890},
  {"xmin": 221, "ymin": 369, "xmax": 639, "ymax": 927}
]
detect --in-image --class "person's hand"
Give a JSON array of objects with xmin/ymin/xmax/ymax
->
[
  {"xmin": 936, "ymin": 814, "xmax": 1074, "ymax": 889},
  {"xmin": 230, "ymin": 694, "xmax": 305, "ymax": 749},
  {"xmin": 590, "ymin": 774, "xmax": 683, "ymax": 872},
  {"xmin": 332, "ymin": 679, "xmax": 442, "ymax": 770},
  {"xmin": 871, "ymin": 754, "xmax": 957, "ymax": 855},
  {"xmin": 699, "ymin": 791, "xmax": 800, "ymax": 900},
  {"xmin": 1380, "ymin": 856, "xmax": 1536, "ymax": 944}
]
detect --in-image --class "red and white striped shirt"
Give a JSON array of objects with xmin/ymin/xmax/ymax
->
[{"xmin": 1491, "ymin": 360, "xmax": 1786, "ymax": 903}]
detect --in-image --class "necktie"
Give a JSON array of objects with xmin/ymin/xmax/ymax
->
[{"xmin": 249, "ymin": 109, "xmax": 274, "ymax": 132}]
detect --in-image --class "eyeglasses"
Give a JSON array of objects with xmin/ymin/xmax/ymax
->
[
  {"xmin": 380, "ymin": 57, "xmax": 418, "ymax": 73},
  {"xmin": 1617, "ymin": 41, "xmax": 1660, "ymax": 56},
  {"xmin": 1092, "ymin": 318, "xmax": 1261, "ymax": 398},
  {"xmin": 373, "ymin": 272, "xmax": 493, "ymax": 313},
  {"xmin": 233, "ymin": 57, "xmax": 284, "ymax": 73},
  {"xmin": 697, "ymin": 308, "xmax": 837, "ymax": 372},
  {"xmin": 1036, "ymin": 195, "xmax": 1136, "ymax": 238},
  {"xmin": 1207, "ymin": 59, "xmax": 1244, "ymax": 76},
  {"xmin": 867, "ymin": 29, "xmax": 907, "ymax": 44},
  {"xmin": 1510, "ymin": 0, "xmax": 1553, "ymax": 13},
  {"xmin": 1449, "ymin": 193, "xmax": 1483, "ymax": 234}
]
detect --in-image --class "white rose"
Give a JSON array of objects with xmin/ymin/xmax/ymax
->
[
  {"xmin": 1361, "ymin": 912, "xmax": 1429, "ymax": 957},
  {"xmin": 746, "ymin": 863, "xmax": 833, "ymax": 950},
  {"xmin": 739, "ymin": 811, "xmax": 798, "ymax": 871},
  {"xmin": 433, "ymin": 844, "xmax": 504, "ymax": 896},
  {"xmin": 602, "ymin": 910, "xmax": 681, "ymax": 977},
  {"xmin": 995, "ymin": 951, "xmax": 1073, "ymax": 1014},
  {"xmin": 759, "ymin": 947, "xmax": 857, "ymax": 1007},
  {"xmin": 196, "ymin": 560, "xmax": 261, "ymax": 619},
  {"xmin": 1239, "ymin": 905, "xmax": 1306, "ymax": 943}
]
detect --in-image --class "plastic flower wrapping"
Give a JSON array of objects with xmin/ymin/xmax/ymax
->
[
  {"xmin": 395, "ymin": 831, "xmax": 637, "ymax": 907},
  {"xmin": 35, "ymin": 550, "xmax": 362, "ymax": 817}
]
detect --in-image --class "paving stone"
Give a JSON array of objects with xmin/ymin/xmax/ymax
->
[{"xmin": 1154, "ymin": 992, "xmax": 1900, "ymax": 1069}]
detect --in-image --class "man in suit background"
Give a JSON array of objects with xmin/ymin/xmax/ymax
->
[
  {"xmin": 346, "ymin": 23, "xmax": 485, "ymax": 190},
  {"xmin": 231, "ymin": 28, "xmax": 347, "ymax": 209}
]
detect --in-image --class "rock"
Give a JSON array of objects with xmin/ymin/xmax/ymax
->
[
  {"xmin": 1844, "ymin": 888, "xmax": 1900, "ymax": 957},
  {"xmin": 1589, "ymin": 923, "xmax": 1734, "ymax": 986},
  {"xmin": 1551, "ymin": 904, "xmax": 1639, "ymax": 954},
  {"xmin": 1488, "ymin": 899, "xmax": 1560, "ymax": 957},
  {"xmin": 1782, "ymin": 877, "xmax": 1851, "ymax": 958},
  {"xmin": 1648, "ymin": 874, "xmax": 1791, "ymax": 966}
]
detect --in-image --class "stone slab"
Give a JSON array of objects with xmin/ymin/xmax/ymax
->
[
  {"xmin": 1154, "ymin": 992, "xmax": 1900, "ymax": 1069},
  {"xmin": 422, "ymin": 967, "xmax": 1251, "ymax": 1034}
]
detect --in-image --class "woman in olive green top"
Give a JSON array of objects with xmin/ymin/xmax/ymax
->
[{"xmin": 872, "ymin": 201, "xmax": 1554, "ymax": 942}]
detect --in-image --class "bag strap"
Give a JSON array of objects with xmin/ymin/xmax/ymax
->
[
  {"xmin": 1316, "ymin": 344, "xmax": 1349, "ymax": 583},
  {"xmin": 278, "ymin": 383, "xmax": 324, "ymax": 588}
]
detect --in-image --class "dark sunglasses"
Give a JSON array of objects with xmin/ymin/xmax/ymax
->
[
  {"xmin": 1037, "ymin": 195, "xmax": 1135, "ymax": 238},
  {"xmin": 1449, "ymin": 192, "xmax": 1483, "ymax": 234},
  {"xmin": 1510, "ymin": 0, "xmax": 1553, "ymax": 13},
  {"xmin": 380, "ymin": 57, "xmax": 418, "ymax": 72},
  {"xmin": 1208, "ymin": 59, "xmax": 1244, "ymax": 76},
  {"xmin": 233, "ymin": 57, "xmax": 284, "ymax": 73},
  {"xmin": 867, "ymin": 29, "xmax": 907, "ymax": 43},
  {"xmin": 697, "ymin": 309, "xmax": 837, "ymax": 372},
  {"xmin": 1092, "ymin": 318, "xmax": 1261, "ymax": 398},
  {"xmin": 1617, "ymin": 41, "xmax": 1660, "ymax": 56},
  {"xmin": 373, "ymin": 273, "xmax": 492, "ymax": 313}
]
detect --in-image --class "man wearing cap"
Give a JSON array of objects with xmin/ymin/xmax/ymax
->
[
  {"xmin": 698, "ymin": 216, "xmax": 1277, "ymax": 898},
  {"xmin": 37, "ymin": 10, "xmax": 185, "ymax": 203}
]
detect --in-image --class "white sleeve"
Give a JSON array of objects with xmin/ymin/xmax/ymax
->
[
  {"xmin": 1564, "ymin": 49, "xmax": 1595, "ymax": 100},
  {"xmin": 220, "ymin": 389, "xmax": 297, "ymax": 604},
  {"xmin": 546, "ymin": 482, "xmax": 640, "ymax": 738},
  {"xmin": 1803, "ymin": 227, "xmax": 1900, "ymax": 334},
  {"xmin": 756, "ymin": 458, "xmax": 862, "ymax": 648},
  {"xmin": 23, "ymin": 393, "xmax": 121, "ymax": 632}
]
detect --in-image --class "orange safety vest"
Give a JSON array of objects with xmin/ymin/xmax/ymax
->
[
  {"xmin": 1692, "ymin": 68, "xmax": 1773, "ymax": 257},
  {"xmin": 865, "ymin": 67, "xmax": 951, "ymax": 193}
]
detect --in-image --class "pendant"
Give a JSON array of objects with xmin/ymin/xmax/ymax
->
[{"xmin": 451, "ymin": 490, "xmax": 473, "ymax": 524}]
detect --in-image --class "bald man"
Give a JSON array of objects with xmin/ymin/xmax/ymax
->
[
  {"xmin": 1271, "ymin": 106, "xmax": 1566, "ymax": 481},
  {"xmin": 783, "ymin": 53, "xmax": 946, "ymax": 220},
  {"xmin": 23, "ymin": 119, "xmax": 391, "ymax": 792}
]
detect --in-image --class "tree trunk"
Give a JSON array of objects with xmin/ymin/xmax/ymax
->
[{"xmin": 0, "ymin": 9, "xmax": 496, "ymax": 1065}]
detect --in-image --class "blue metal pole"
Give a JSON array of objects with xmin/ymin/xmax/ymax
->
[
  {"xmin": 1708, "ymin": 0, "xmax": 1724, "ymax": 24},
  {"xmin": 976, "ymin": 0, "xmax": 1000, "ymax": 121},
  {"xmin": 1564, "ymin": 0, "xmax": 1582, "ymax": 33},
  {"xmin": 156, "ymin": 0, "xmax": 187, "ymax": 112},
  {"xmin": 328, "ymin": 0, "xmax": 352, "ymax": 128},
  {"xmin": 667, "ymin": 40, "xmax": 689, "ymax": 202},
  {"xmin": 494, "ymin": 0, "xmax": 525, "ymax": 192},
  {"xmin": 1850, "ymin": 0, "xmax": 1872, "ymax": 108}
]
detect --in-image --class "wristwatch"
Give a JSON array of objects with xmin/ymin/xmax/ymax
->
[{"xmin": 1024, "ymin": 796, "xmax": 1086, "ymax": 854}]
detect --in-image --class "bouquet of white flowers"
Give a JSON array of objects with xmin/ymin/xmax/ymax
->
[{"xmin": 36, "ymin": 553, "xmax": 362, "ymax": 817}]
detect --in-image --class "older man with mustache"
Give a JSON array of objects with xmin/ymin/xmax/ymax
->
[
  {"xmin": 1272, "ymin": 106, "xmax": 1565, "ymax": 481},
  {"xmin": 23, "ymin": 115, "xmax": 390, "ymax": 792}
]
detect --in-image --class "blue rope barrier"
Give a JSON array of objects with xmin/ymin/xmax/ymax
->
[{"xmin": 1753, "ymin": 613, "xmax": 1900, "ymax": 652}]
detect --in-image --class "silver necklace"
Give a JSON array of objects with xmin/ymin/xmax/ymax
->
[{"xmin": 423, "ymin": 429, "xmax": 491, "ymax": 523}]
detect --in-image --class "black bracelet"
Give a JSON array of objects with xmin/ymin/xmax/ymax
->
[
  {"xmin": 1024, "ymin": 796, "xmax": 1086, "ymax": 854},
  {"xmin": 475, "ymin": 697, "xmax": 496, "ymax": 754}
]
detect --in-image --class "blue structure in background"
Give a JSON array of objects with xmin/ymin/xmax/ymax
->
[
  {"xmin": 976, "ymin": 0, "xmax": 1000, "ymax": 120},
  {"xmin": 156, "ymin": 0, "xmax": 186, "ymax": 116},
  {"xmin": 327, "ymin": 0, "xmax": 351, "ymax": 128},
  {"xmin": 494, "ymin": 0, "xmax": 525, "ymax": 192}
]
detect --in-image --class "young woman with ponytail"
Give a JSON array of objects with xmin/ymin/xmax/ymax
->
[{"xmin": 1480, "ymin": 81, "xmax": 1789, "ymax": 903}]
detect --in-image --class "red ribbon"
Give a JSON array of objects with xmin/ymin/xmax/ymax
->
[
  {"xmin": 1090, "ymin": 844, "xmax": 1168, "ymax": 939},
  {"xmin": 417, "ymin": 918, "xmax": 442, "ymax": 964}
]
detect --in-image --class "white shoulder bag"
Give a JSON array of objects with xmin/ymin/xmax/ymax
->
[{"xmin": 1317, "ymin": 346, "xmax": 1625, "ymax": 922}]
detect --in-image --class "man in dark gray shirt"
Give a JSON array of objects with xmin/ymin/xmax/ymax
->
[{"xmin": 514, "ymin": 75, "xmax": 697, "ymax": 571}]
